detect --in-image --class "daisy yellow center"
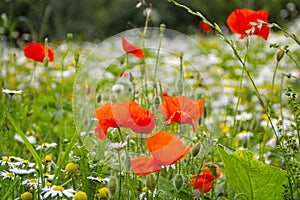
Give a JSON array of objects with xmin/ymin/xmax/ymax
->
[
  {"xmin": 96, "ymin": 187, "xmax": 109, "ymax": 198},
  {"xmin": 6, "ymin": 173, "xmax": 14, "ymax": 178},
  {"xmin": 2, "ymin": 157, "xmax": 8, "ymax": 161},
  {"xmin": 21, "ymin": 192, "xmax": 32, "ymax": 200},
  {"xmin": 45, "ymin": 155, "xmax": 52, "ymax": 162},
  {"xmin": 74, "ymin": 191, "xmax": 88, "ymax": 200},
  {"xmin": 65, "ymin": 162, "xmax": 78, "ymax": 173},
  {"xmin": 45, "ymin": 181, "xmax": 52, "ymax": 187},
  {"xmin": 29, "ymin": 179, "xmax": 38, "ymax": 183},
  {"xmin": 53, "ymin": 185, "xmax": 64, "ymax": 191}
]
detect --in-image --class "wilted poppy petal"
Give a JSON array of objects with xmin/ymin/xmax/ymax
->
[
  {"xmin": 122, "ymin": 36, "xmax": 145, "ymax": 59},
  {"xmin": 131, "ymin": 156, "xmax": 161, "ymax": 176},
  {"xmin": 24, "ymin": 42, "xmax": 54, "ymax": 63},
  {"xmin": 146, "ymin": 132, "xmax": 191, "ymax": 165}
]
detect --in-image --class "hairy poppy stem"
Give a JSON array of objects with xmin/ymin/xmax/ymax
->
[
  {"xmin": 117, "ymin": 127, "xmax": 124, "ymax": 143},
  {"xmin": 232, "ymin": 37, "xmax": 249, "ymax": 137}
]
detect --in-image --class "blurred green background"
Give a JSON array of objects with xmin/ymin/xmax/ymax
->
[{"xmin": 0, "ymin": 0, "xmax": 299, "ymax": 42}]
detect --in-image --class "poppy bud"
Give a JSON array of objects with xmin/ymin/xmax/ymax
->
[
  {"xmin": 96, "ymin": 94, "xmax": 102, "ymax": 104},
  {"xmin": 74, "ymin": 52, "xmax": 80, "ymax": 63},
  {"xmin": 173, "ymin": 174, "xmax": 185, "ymax": 191},
  {"xmin": 154, "ymin": 96, "xmax": 161, "ymax": 110},
  {"xmin": 276, "ymin": 48, "xmax": 284, "ymax": 62},
  {"xmin": 160, "ymin": 23, "xmax": 166, "ymax": 34},
  {"xmin": 108, "ymin": 176, "xmax": 118, "ymax": 197},
  {"xmin": 129, "ymin": 72, "xmax": 134, "ymax": 83},
  {"xmin": 67, "ymin": 33, "xmax": 73, "ymax": 40},
  {"xmin": 146, "ymin": 173, "xmax": 157, "ymax": 192},
  {"xmin": 192, "ymin": 143, "xmax": 201, "ymax": 157}
]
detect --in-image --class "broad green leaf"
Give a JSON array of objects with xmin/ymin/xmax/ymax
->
[{"xmin": 218, "ymin": 146, "xmax": 288, "ymax": 200}]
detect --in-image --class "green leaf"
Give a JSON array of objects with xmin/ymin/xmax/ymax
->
[{"xmin": 218, "ymin": 146, "xmax": 288, "ymax": 200}]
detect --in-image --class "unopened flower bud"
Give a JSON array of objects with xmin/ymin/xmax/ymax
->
[
  {"xmin": 154, "ymin": 96, "xmax": 161, "ymax": 110},
  {"xmin": 96, "ymin": 94, "xmax": 102, "ymax": 104},
  {"xmin": 74, "ymin": 52, "xmax": 80, "ymax": 63},
  {"xmin": 173, "ymin": 174, "xmax": 185, "ymax": 191},
  {"xmin": 276, "ymin": 48, "xmax": 284, "ymax": 62},
  {"xmin": 67, "ymin": 33, "xmax": 73, "ymax": 40},
  {"xmin": 146, "ymin": 173, "xmax": 157, "ymax": 192},
  {"xmin": 129, "ymin": 72, "xmax": 134, "ymax": 83},
  {"xmin": 160, "ymin": 23, "xmax": 166, "ymax": 34},
  {"xmin": 192, "ymin": 143, "xmax": 201, "ymax": 157}
]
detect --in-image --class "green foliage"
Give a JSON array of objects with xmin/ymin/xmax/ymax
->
[{"xmin": 218, "ymin": 146, "xmax": 289, "ymax": 200}]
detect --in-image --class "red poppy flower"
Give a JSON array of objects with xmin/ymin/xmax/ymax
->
[
  {"xmin": 191, "ymin": 162, "xmax": 221, "ymax": 193},
  {"xmin": 24, "ymin": 42, "xmax": 54, "ymax": 63},
  {"xmin": 131, "ymin": 132, "xmax": 191, "ymax": 176},
  {"xmin": 200, "ymin": 21, "xmax": 212, "ymax": 32},
  {"xmin": 146, "ymin": 131, "xmax": 191, "ymax": 165},
  {"xmin": 191, "ymin": 174, "xmax": 213, "ymax": 193},
  {"xmin": 94, "ymin": 102, "xmax": 125, "ymax": 140},
  {"xmin": 226, "ymin": 9, "xmax": 269, "ymax": 40},
  {"xmin": 94, "ymin": 101, "xmax": 155, "ymax": 140},
  {"xmin": 129, "ymin": 102, "xmax": 156, "ymax": 134},
  {"xmin": 159, "ymin": 95, "xmax": 204, "ymax": 132},
  {"xmin": 202, "ymin": 162, "xmax": 221, "ymax": 181},
  {"xmin": 130, "ymin": 156, "xmax": 161, "ymax": 176},
  {"xmin": 121, "ymin": 36, "xmax": 145, "ymax": 59}
]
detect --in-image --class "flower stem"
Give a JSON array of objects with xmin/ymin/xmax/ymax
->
[
  {"xmin": 117, "ymin": 127, "xmax": 124, "ymax": 143},
  {"xmin": 153, "ymin": 25, "xmax": 164, "ymax": 81}
]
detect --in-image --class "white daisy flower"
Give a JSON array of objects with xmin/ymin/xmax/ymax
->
[
  {"xmin": 2, "ymin": 88, "xmax": 23, "ymax": 95},
  {"xmin": 36, "ymin": 142, "xmax": 57, "ymax": 151},
  {"xmin": 0, "ymin": 171, "xmax": 15, "ymax": 180},
  {"xmin": 108, "ymin": 142, "xmax": 127, "ymax": 150},
  {"xmin": 9, "ymin": 167, "xmax": 36, "ymax": 175},
  {"xmin": 87, "ymin": 176, "xmax": 110, "ymax": 183},
  {"xmin": 0, "ymin": 156, "xmax": 14, "ymax": 167},
  {"xmin": 42, "ymin": 185, "xmax": 76, "ymax": 198},
  {"xmin": 236, "ymin": 112, "xmax": 253, "ymax": 121},
  {"xmin": 265, "ymin": 136, "xmax": 277, "ymax": 148},
  {"xmin": 236, "ymin": 131, "xmax": 254, "ymax": 141},
  {"xmin": 22, "ymin": 178, "xmax": 40, "ymax": 187},
  {"xmin": 14, "ymin": 134, "xmax": 37, "ymax": 144}
]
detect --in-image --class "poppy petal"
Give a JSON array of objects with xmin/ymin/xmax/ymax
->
[
  {"xmin": 129, "ymin": 101, "xmax": 156, "ymax": 134},
  {"xmin": 159, "ymin": 95, "xmax": 204, "ymax": 132},
  {"xmin": 146, "ymin": 132, "xmax": 191, "ymax": 165},
  {"xmin": 24, "ymin": 42, "xmax": 54, "ymax": 63},
  {"xmin": 200, "ymin": 21, "xmax": 212, "ymax": 32},
  {"xmin": 191, "ymin": 175, "xmax": 213, "ymax": 193},
  {"xmin": 94, "ymin": 123, "xmax": 108, "ymax": 140},
  {"xmin": 227, "ymin": 9, "xmax": 269, "ymax": 40},
  {"xmin": 165, "ymin": 111, "xmax": 197, "ymax": 132},
  {"xmin": 131, "ymin": 156, "xmax": 161, "ymax": 176},
  {"xmin": 122, "ymin": 36, "xmax": 145, "ymax": 59}
]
